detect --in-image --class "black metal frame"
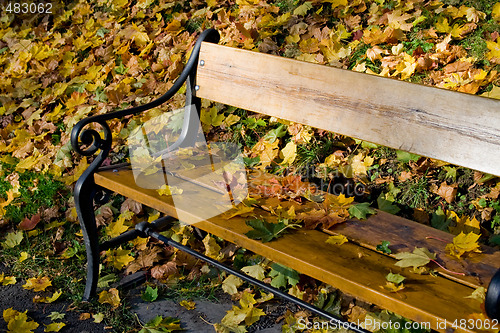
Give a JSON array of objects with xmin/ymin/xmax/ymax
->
[{"xmin": 71, "ymin": 28, "xmax": 500, "ymax": 326}]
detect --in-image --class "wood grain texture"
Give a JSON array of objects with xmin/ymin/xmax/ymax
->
[
  {"xmin": 196, "ymin": 42, "xmax": 500, "ymax": 177},
  {"xmin": 95, "ymin": 167, "xmax": 480, "ymax": 332},
  {"xmin": 326, "ymin": 211, "xmax": 500, "ymax": 289},
  {"xmin": 250, "ymin": 171, "xmax": 500, "ymax": 289}
]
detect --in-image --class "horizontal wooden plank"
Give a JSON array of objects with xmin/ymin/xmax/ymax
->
[
  {"xmin": 196, "ymin": 42, "xmax": 500, "ymax": 177},
  {"xmin": 249, "ymin": 171, "xmax": 500, "ymax": 289},
  {"xmin": 327, "ymin": 211, "xmax": 500, "ymax": 289},
  {"xmin": 95, "ymin": 167, "xmax": 482, "ymax": 332}
]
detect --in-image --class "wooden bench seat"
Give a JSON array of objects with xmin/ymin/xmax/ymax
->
[
  {"xmin": 94, "ymin": 165, "xmax": 497, "ymax": 332},
  {"xmin": 71, "ymin": 29, "xmax": 500, "ymax": 332}
]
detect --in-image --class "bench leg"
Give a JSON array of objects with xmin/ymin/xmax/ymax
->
[
  {"xmin": 74, "ymin": 176, "xmax": 100, "ymax": 301},
  {"xmin": 486, "ymin": 268, "xmax": 500, "ymax": 320}
]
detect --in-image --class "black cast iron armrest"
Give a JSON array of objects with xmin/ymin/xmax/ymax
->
[{"xmin": 70, "ymin": 29, "xmax": 220, "ymax": 168}]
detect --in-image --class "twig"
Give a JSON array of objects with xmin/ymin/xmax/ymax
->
[{"xmin": 431, "ymin": 259, "xmax": 465, "ymax": 276}]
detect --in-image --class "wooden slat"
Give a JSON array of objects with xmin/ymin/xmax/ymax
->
[
  {"xmin": 328, "ymin": 211, "xmax": 500, "ymax": 288},
  {"xmin": 196, "ymin": 42, "xmax": 500, "ymax": 177},
  {"xmin": 94, "ymin": 167, "xmax": 482, "ymax": 332}
]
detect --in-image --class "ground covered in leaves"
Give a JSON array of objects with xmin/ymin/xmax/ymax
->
[{"xmin": 1, "ymin": 0, "xmax": 500, "ymax": 332}]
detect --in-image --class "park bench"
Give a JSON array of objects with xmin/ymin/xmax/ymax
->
[{"xmin": 71, "ymin": 29, "xmax": 500, "ymax": 332}]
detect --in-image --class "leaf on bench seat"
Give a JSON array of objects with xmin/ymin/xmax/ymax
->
[
  {"xmin": 394, "ymin": 247, "xmax": 436, "ymax": 269},
  {"xmin": 445, "ymin": 231, "xmax": 482, "ymax": 259},
  {"xmin": 244, "ymin": 218, "xmax": 300, "ymax": 243}
]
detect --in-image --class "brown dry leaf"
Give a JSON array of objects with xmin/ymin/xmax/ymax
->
[
  {"xmin": 398, "ymin": 171, "xmax": 412, "ymax": 182},
  {"xmin": 120, "ymin": 198, "xmax": 143, "ymax": 215},
  {"xmin": 151, "ymin": 262, "xmax": 178, "ymax": 281},
  {"xmin": 18, "ymin": 214, "xmax": 41, "ymax": 231},
  {"xmin": 125, "ymin": 246, "xmax": 163, "ymax": 275},
  {"xmin": 79, "ymin": 313, "xmax": 91, "ymax": 320},
  {"xmin": 173, "ymin": 251, "xmax": 198, "ymax": 270},
  {"xmin": 298, "ymin": 207, "xmax": 347, "ymax": 230},
  {"xmin": 436, "ymin": 183, "xmax": 458, "ymax": 203}
]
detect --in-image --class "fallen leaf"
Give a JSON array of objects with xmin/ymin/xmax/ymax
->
[
  {"xmin": 435, "ymin": 182, "xmax": 458, "ymax": 203},
  {"xmin": 241, "ymin": 265, "xmax": 266, "ymax": 281},
  {"xmin": 98, "ymin": 288, "xmax": 121, "ymax": 308},
  {"xmin": 23, "ymin": 276, "xmax": 52, "ymax": 292},
  {"xmin": 141, "ymin": 285, "xmax": 158, "ymax": 302},
  {"xmin": 33, "ymin": 290, "xmax": 62, "ymax": 303},
  {"xmin": 19, "ymin": 252, "xmax": 28, "ymax": 262},
  {"xmin": 222, "ymin": 275, "xmax": 244, "ymax": 295},
  {"xmin": 157, "ymin": 184, "xmax": 183, "ymax": 196},
  {"xmin": 382, "ymin": 281, "xmax": 406, "ymax": 292},
  {"xmin": 45, "ymin": 322, "xmax": 66, "ymax": 332},
  {"xmin": 394, "ymin": 247, "xmax": 436, "ymax": 269},
  {"xmin": 445, "ymin": 231, "xmax": 481, "ymax": 259},
  {"xmin": 105, "ymin": 247, "xmax": 134, "ymax": 270},
  {"xmin": 93, "ymin": 313, "xmax": 104, "ymax": 323},
  {"xmin": 3, "ymin": 309, "xmax": 39, "ymax": 333},
  {"xmin": 180, "ymin": 300, "xmax": 196, "ymax": 310},
  {"xmin": 18, "ymin": 214, "xmax": 41, "ymax": 231},
  {"xmin": 245, "ymin": 218, "xmax": 299, "ymax": 242},
  {"xmin": 348, "ymin": 202, "xmax": 376, "ymax": 220},
  {"xmin": 326, "ymin": 234, "xmax": 348, "ymax": 245},
  {"xmin": 2, "ymin": 230, "xmax": 24, "ymax": 249},
  {"xmin": 151, "ymin": 262, "xmax": 178, "ymax": 281},
  {"xmin": 466, "ymin": 286, "xmax": 486, "ymax": 303}
]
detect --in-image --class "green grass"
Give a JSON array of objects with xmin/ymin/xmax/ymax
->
[{"xmin": 397, "ymin": 176, "xmax": 430, "ymax": 209}]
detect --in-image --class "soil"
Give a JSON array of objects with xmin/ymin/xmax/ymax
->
[{"xmin": 0, "ymin": 263, "xmax": 293, "ymax": 332}]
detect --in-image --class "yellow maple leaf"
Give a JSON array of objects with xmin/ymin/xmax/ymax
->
[
  {"xmin": 65, "ymin": 92, "xmax": 87, "ymax": 109},
  {"xmin": 23, "ymin": 276, "xmax": 52, "ymax": 292},
  {"xmin": 2, "ymin": 276, "xmax": 17, "ymax": 286},
  {"xmin": 493, "ymin": 2, "xmax": 500, "ymax": 22},
  {"xmin": 157, "ymin": 185, "xmax": 183, "ymax": 196},
  {"xmin": 105, "ymin": 247, "xmax": 134, "ymax": 270},
  {"xmin": 322, "ymin": 0, "xmax": 347, "ymax": 9},
  {"xmin": 280, "ymin": 141, "xmax": 297, "ymax": 166},
  {"xmin": 202, "ymin": 234, "xmax": 222, "ymax": 260},
  {"xmin": 19, "ymin": 251, "xmax": 28, "ymax": 263},
  {"xmin": 4, "ymin": 309, "xmax": 39, "ymax": 333},
  {"xmin": 222, "ymin": 275, "xmax": 243, "ymax": 295},
  {"xmin": 45, "ymin": 322, "xmax": 66, "ymax": 332},
  {"xmin": 0, "ymin": 190, "xmax": 16, "ymax": 218},
  {"xmin": 105, "ymin": 211, "xmax": 133, "ymax": 238},
  {"xmin": 3, "ymin": 308, "xmax": 21, "ymax": 323},
  {"xmin": 98, "ymin": 288, "xmax": 121, "ymax": 308},
  {"xmin": 435, "ymin": 17, "xmax": 451, "ymax": 33},
  {"xmin": 326, "ymin": 234, "xmax": 348, "ymax": 245},
  {"xmin": 179, "ymin": 300, "xmax": 196, "ymax": 310},
  {"xmin": 486, "ymin": 39, "xmax": 500, "ymax": 63},
  {"xmin": 445, "ymin": 231, "xmax": 482, "ymax": 259},
  {"xmin": 328, "ymin": 193, "xmax": 354, "ymax": 209},
  {"xmin": 252, "ymin": 139, "xmax": 279, "ymax": 170},
  {"xmin": 382, "ymin": 281, "xmax": 406, "ymax": 292},
  {"xmin": 200, "ymin": 107, "xmax": 224, "ymax": 131},
  {"xmin": 222, "ymin": 204, "xmax": 254, "ymax": 219},
  {"xmin": 111, "ymin": 0, "xmax": 128, "ymax": 10}
]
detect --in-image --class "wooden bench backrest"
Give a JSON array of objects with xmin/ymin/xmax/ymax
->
[{"xmin": 196, "ymin": 42, "xmax": 500, "ymax": 177}]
